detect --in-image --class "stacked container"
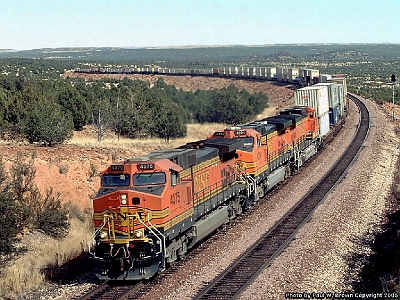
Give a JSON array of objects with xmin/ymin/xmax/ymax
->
[
  {"xmin": 249, "ymin": 67, "xmax": 256, "ymax": 79},
  {"xmin": 238, "ymin": 67, "xmax": 249, "ymax": 78},
  {"xmin": 329, "ymin": 77, "xmax": 347, "ymax": 115},
  {"xmin": 319, "ymin": 74, "xmax": 332, "ymax": 83},
  {"xmin": 220, "ymin": 67, "xmax": 227, "ymax": 77},
  {"xmin": 267, "ymin": 67, "xmax": 277, "ymax": 80},
  {"xmin": 315, "ymin": 82, "xmax": 340, "ymax": 125},
  {"xmin": 288, "ymin": 68, "xmax": 299, "ymax": 82},
  {"xmin": 300, "ymin": 69, "xmax": 320, "ymax": 85},
  {"xmin": 294, "ymin": 86, "xmax": 330, "ymax": 138},
  {"xmin": 260, "ymin": 67, "xmax": 267, "ymax": 79},
  {"xmin": 255, "ymin": 67, "xmax": 262, "ymax": 79},
  {"xmin": 276, "ymin": 67, "xmax": 286, "ymax": 81},
  {"xmin": 337, "ymin": 84, "xmax": 344, "ymax": 113}
]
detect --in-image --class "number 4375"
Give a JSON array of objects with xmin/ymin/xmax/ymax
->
[{"xmin": 170, "ymin": 192, "xmax": 180, "ymax": 205}]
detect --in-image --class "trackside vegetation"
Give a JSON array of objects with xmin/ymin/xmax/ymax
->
[
  {"xmin": 0, "ymin": 154, "xmax": 70, "ymax": 263},
  {"xmin": 0, "ymin": 68, "xmax": 268, "ymax": 145}
]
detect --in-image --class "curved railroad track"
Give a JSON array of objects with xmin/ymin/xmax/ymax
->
[
  {"xmin": 192, "ymin": 94, "xmax": 370, "ymax": 300},
  {"xmin": 75, "ymin": 281, "xmax": 144, "ymax": 300}
]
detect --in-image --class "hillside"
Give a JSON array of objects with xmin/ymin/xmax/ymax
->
[{"xmin": 1, "ymin": 74, "xmax": 295, "ymax": 211}]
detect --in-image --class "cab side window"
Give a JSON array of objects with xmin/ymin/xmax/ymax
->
[{"xmin": 170, "ymin": 170, "xmax": 180, "ymax": 186}]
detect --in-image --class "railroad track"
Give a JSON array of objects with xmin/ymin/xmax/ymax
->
[
  {"xmin": 192, "ymin": 94, "xmax": 370, "ymax": 300},
  {"xmin": 74, "ymin": 280, "xmax": 144, "ymax": 300}
]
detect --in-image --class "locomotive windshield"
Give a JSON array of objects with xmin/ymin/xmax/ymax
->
[
  {"xmin": 133, "ymin": 172, "xmax": 166, "ymax": 186},
  {"xmin": 243, "ymin": 137, "xmax": 254, "ymax": 146},
  {"xmin": 101, "ymin": 174, "xmax": 130, "ymax": 186}
]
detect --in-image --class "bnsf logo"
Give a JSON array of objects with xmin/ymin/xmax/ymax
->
[{"xmin": 194, "ymin": 170, "xmax": 210, "ymax": 193}]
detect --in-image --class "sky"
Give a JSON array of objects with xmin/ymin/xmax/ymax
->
[{"xmin": 1, "ymin": 0, "xmax": 400, "ymax": 51}]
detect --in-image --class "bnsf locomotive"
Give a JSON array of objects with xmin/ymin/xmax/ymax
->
[{"xmin": 89, "ymin": 105, "xmax": 324, "ymax": 280}]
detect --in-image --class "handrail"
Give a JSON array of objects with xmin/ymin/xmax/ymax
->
[
  {"xmin": 88, "ymin": 216, "xmax": 107, "ymax": 258},
  {"xmin": 134, "ymin": 212, "xmax": 166, "ymax": 259}
]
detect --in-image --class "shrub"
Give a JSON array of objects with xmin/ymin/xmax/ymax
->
[
  {"xmin": 22, "ymin": 98, "xmax": 74, "ymax": 147},
  {"xmin": 58, "ymin": 164, "xmax": 69, "ymax": 174},
  {"xmin": 88, "ymin": 162, "xmax": 98, "ymax": 179},
  {"xmin": 0, "ymin": 192, "xmax": 24, "ymax": 257},
  {"xmin": 0, "ymin": 158, "xmax": 25, "ymax": 257},
  {"xmin": 35, "ymin": 188, "xmax": 70, "ymax": 238},
  {"xmin": 0, "ymin": 153, "xmax": 71, "ymax": 257}
]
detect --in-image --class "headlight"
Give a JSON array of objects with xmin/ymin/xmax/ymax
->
[
  {"xmin": 120, "ymin": 194, "xmax": 128, "ymax": 205},
  {"xmin": 100, "ymin": 231, "xmax": 107, "ymax": 239},
  {"xmin": 134, "ymin": 230, "xmax": 142, "ymax": 238}
]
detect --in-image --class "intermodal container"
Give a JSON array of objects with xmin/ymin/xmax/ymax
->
[
  {"xmin": 276, "ymin": 67, "xmax": 285, "ymax": 81},
  {"xmin": 288, "ymin": 68, "xmax": 299, "ymax": 82},
  {"xmin": 222, "ymin": 67, "xmax": 229, "ymax": 76},
  {"xmin": 242, "ymin": 67, "xmax": 249, "ymax": 77},
  {"xmin": 231, "ymin": 66, "xmax": 238, "ymax": 76},
  {"xmin": 319, "ymin": 74, "xmax": 332, "ymax": 83},
  {"xmin": 318, "ymin": 111, "xmax": 330, "ymax": 137},
  {"xmin": 329, "ymin": 105, "xmax": 340, "ymax": 125},
  {"xmin": 301, "ymin": 69, "xmax": 320, "ymax": 84},
  {"xmin": 336, "ymin": 84, "xmax": 344, "ymax": 116},
  {"xmin": 267, "ymin": 67, "xmax": 276, "ymax": 79},
  {"xmin": 329, "ymin": 77, "xmax": 347, "ymax": 114},
  {"xmin": 294, "ymin": 86, "xmax": 329, "ymax": 117},
  {"xmin": 315, "ymin": 82, "xmax": 339, "ymax": 108},
  {"xmin": 260, "ymin": 67, "xmax": 266, "ymax": 79},
  {"xmin": 249, "ymin": 67, "xmax": 256, "ymax": 78},
  {"xmin": 329, "ymin": 77, "xmax": 347, "ymax": 101},
  {"xmin": 255, "ymin": 67, "xmax": 262, "ymax": 79}
]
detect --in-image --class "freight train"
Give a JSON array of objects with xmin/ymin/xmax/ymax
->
[
  {"xmin": 74, "ymin": 65, "xmax": 348, "ymax": 113},
  {"xmin": 88, "ymin": 73, "xmax": 347, "ymax": 280},
  {"xmin": 74, "ymin": 65, "xmax": 345, "ymax": 87}
]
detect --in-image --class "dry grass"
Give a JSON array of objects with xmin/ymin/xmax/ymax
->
[
  {"xmin": 0, "ymin": 218, "xmax": 92, "ymax": 299},
  {"xmin": 68, "ymin": 123, "xmax": 227, "ymax": 152},
  {"xmin": 67, "ymin": 108, "xmax": 277, "ymax": 153}
]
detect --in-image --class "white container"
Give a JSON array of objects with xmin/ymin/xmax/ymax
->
[
  {"xmin": 318, "ymin": 111, "xmax": 330, "ymax": 138},
  {"xmin": 337, "ymin": 84, "xmax": 345, "ymax": 116},
  {"xmin": 315, "ymin": 82, "xmax": 339, "ymax": 108},
  {"xmin": 232, "ymin": 66, "xmax": 238, "ymax": 76},
  {"xmin": 242, "ymin": 67, "xmax": 249, "ymax": 77},
  {"xmin": 288, "ymin": 68, "xmax": 299, "ymax": 82},
  {"xmin": 238, "ymin": 67, "xmax": 247, "ymax": 77},
  {"xmin": 301, "ymin": 69, "xmax": 320, "ymax": 84},
  {"xmin": 267, "ymin": 67, "xmax": 276, "ymax": 79},
  {"xmin": 319, "ymin": 74, "xmax": 332, "ymax": 83},
  {"xmin": 223, "ymin": 67, "xmax": 230, "ymax": 76},
  {"xmin": 249, "ymin": 67, "xmax": 256, "ymax": 78},
  {"xmin": 311, "ymin": 69, "xmax": 320, "ymax": 81},
  {"xmin": 329, "ymin": 77, "xmax": 347, "ymax": 101},
  {"xmin": 260, "ymin": 67, "xmax": 267, "ymax": 79},
  {"xmin": 255, "ymin": 67, "xmax": 262, "ymax": 79},
  {"xmin": 294, "ymin": 86, "xmax": 330, "ymax": 117},
  {"xmin": 276, "ymin": 67, "xmax": 285, "ymax": 81}
]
